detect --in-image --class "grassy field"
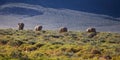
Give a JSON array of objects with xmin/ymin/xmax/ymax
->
[{"xmin": 0, "ymin": 29, "xmax": 120, "ymax": 60}]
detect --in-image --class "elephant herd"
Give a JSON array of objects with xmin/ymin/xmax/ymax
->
[{"xmin": 18, "ymin": 22, "xmax": 96, "ymax": 33}]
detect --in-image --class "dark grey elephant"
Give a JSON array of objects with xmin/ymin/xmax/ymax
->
[
  {"xmin": 18, "ymin": 23, "xmax": 24, "ymax": 30},
  {"xmin": 59, "ymin": 27, "xmax": 68, "ymax": 33},
  {"xmin": 34, "ymin": 25, "xmax": 42, "ymax": 31},
  {"xmin": 86, "ymin": 28, "xmax": 96, "ymax": 33}
]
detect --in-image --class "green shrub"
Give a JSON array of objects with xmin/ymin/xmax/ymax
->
[
  {"xmin": 0, "ymin": 40, "xmax": 8, "ymax": 45},
  {"xmin": 52, "ymin": 42, "xmax": 64, "ymax": 45},
  {"xmin": 9, "ymin": 50, "xmax": 22, "ymax": 58},
  {"xmin": 8, "ymin": 40, "xmax": 23, "ymax": 47},
  {"xmin": 0, "ymin": 29, "xmax": 120, "ymax": 60},
  {"xmin": 35, "ymin": 43, "xmax": 44, "ymax": 48},
  {"xmin": 25, "ymin": 46, "xmax": 37, "ymax": 51}
]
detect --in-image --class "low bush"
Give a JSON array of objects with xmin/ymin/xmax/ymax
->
[
  {"xmin": 0, "ymin": 40, "xmax": 8, "ymax": 45},
  {"xmin": 0, "ymin": 29, "xmax": 120, "ymax": 60},
  {"xmin": 8, "ymin": 40, "xmax": 23, "ymax": 47}
]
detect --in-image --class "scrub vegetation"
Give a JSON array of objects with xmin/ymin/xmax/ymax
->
[{"xmin": 0, "ymin": 29, "xmax": 120, "ymax": 60}]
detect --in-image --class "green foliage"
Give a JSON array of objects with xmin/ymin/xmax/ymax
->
[
  {"xmin": 8, "ymin": 40, "xmax": 23, "ymax": 47},
  {"xmin": 0, "ymin": 39, "xmax": 8, "ymax": 45},
  {"xmin": 0, "ymin": 29, "xmax": 120, "ymax": 60}
]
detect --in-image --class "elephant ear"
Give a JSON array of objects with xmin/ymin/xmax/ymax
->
[
  {"xmin": 39, "ymin": 26, "xmax": 42, "ymax": 28},
  {"xmin": 18, "ymin": 23, "xmax": 20, "ymax": 25},
  {"xmin": 21, "ymin": 23, "xmax": 24, "ymax": 26}
]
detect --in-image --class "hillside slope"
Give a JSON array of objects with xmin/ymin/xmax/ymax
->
[
  {"xmin": 0, "ymin": 3, "xmax": 120, "ymax": 32},
  {"xmin": 0, "ymin": 29, "xmax": 120, "ymax": 60}
]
